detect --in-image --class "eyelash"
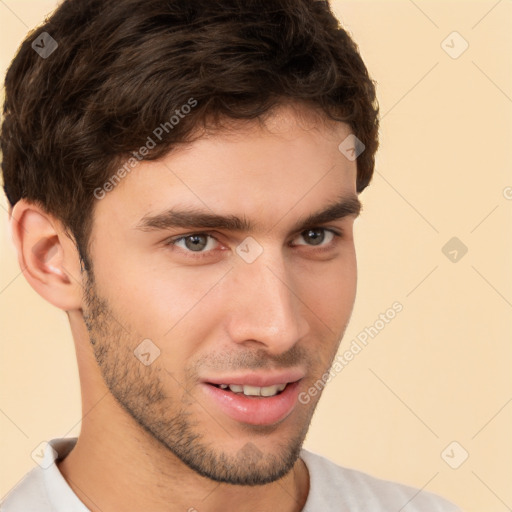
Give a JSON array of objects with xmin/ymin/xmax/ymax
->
[{"xmin": 163, "ymin": 228, "xmax": 342, "ymax": 259}]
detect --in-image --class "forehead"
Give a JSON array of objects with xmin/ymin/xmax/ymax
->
[{"xmin": 92, "ymin": 105, "xmax": 358, "ymax": 236}]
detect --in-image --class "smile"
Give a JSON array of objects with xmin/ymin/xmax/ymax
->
[
  {"xmin": 201, "ymin": 370, "xmax": 305, "ymax": 426},
  {"xmin": 211, "ymin": 383, "xmax": 288, "ymax": 397}
]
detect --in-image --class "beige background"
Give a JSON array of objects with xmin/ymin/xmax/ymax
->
[{"xmin": 1, "ymin": 1, "xmax": 511, "ymax": 511}]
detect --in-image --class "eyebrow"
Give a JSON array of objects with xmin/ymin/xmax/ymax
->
[{"xmin": 136, "ymin": 194, "xmax": 361, "ymax": 235}]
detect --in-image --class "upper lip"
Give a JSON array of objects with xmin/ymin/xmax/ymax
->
[{"xmin": 202, "ymin": 369, "xmax": 305, "ymax": 387}]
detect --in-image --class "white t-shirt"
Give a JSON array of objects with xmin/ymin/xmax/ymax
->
[{"xmin": 1, "ymin": 437, "xmax": 461, "ymax": 511}]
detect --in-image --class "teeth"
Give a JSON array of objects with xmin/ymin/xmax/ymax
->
[
  {"xmin": 220, "ymin": 383, "xmax": 287, "ymax": 397},
  {"xmin": 243, "ymin": 385, "xmax": 261, "ymax": 396},
  {"xmin": 260, "ymin": 385, "xmax": 280, "ymax": 397}
]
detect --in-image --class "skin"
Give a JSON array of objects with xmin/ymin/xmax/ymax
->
[{"xmin": 11, "ymin": 104, "xmax": 360, "ymax": 512}]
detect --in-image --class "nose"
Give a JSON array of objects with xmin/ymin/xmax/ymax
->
[{"xmin": 224, "ymin": 251, "xmax": 310, "ymax": 355}]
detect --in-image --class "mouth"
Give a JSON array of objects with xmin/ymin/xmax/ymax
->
[
  {"xmin": 201, "ymin": 371, "xmax": 304, "ymax": 426},
  {"xmin": 209, "ymin": 382, "xmax": 289, "ymax": 398}
]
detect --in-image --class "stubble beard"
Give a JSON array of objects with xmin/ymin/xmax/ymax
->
[{"xmin": 81, "ymin": 273, "xmax": 321, "ymax": 485}]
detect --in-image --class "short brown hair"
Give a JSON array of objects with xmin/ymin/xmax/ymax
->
[{"xmin": 1, "ymin": 0, "xmax": 379, "ymax": 270}]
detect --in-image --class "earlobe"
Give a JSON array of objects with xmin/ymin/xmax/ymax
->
[{"xmin": 10, "ymin": 200, "xmax": 84, "ymax": 311}]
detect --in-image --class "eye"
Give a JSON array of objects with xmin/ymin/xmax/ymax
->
[
  {"xmin": 165, "ymin": 228, "xmax": 341, "ymax": 258},
  {"xmin": 168, "ymin": 233, "xmax": 220, "ymax": 253},
  {"xmin": 291, "ymin": 228, "xmax": 338, "ymax": 247}
]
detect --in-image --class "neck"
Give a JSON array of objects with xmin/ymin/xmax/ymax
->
[
  {"xmin": 57, "ymin": 400, "xmax": 309, "ymax": 512},
  {"xmin": 59, "ymin": 315, "xmax": 310, "ymax": 512}
]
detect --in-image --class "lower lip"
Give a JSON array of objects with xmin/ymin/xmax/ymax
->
[{"xmin": 201, "ymin": 381, "xmax": 301, "ymax": 426}]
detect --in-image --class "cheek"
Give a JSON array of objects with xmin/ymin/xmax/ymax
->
[
  {"xmin": 294, "ymin": 251, "xmax": 357, "ymax": 330},
  {"xmin": 91, "ymin": 247, "xmax": 230, "ymax": 361}
]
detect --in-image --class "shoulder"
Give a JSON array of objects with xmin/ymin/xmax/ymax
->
[
  {"xmin": 300, "ymin": 450, "xmax": 462, "ymax": 512},
  {"xmin": 0, "ymin": 467, "xmax": 52, "ymax": 512},
  {"xmin": 1, "ymin": 437, "xmax": 84, "ymax": 512}
]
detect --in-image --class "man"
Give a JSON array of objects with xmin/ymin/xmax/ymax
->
[{"xmin": 0, "ymin": 0, "xmax": 461, "ymax": 510}]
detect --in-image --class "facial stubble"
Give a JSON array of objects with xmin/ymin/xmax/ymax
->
[{"xmin": 81, "ymin": 273, "xmax": 322, "ymax": 486}]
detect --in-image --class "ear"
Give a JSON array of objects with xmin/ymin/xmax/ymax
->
[{"xmin": 9, "ymin": 199, "xmax": 85, "ymax": 311}]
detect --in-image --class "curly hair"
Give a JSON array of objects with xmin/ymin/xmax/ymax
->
[{"xmin": 1, "ymin": 0, "xmax": 379, "ymax": 270}]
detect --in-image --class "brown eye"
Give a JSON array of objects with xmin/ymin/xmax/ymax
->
[
  {"xmin": 293, "ymin": 228, "xmax": 336, "ymax": 247},
  {"xmin": 302, "ymin": 229, "xmax": 325, "ymax": 246}
]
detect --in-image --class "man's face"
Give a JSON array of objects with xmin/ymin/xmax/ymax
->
[{"xmin": 82, "ymin": 106, "xmax": 360, "ymax": 485}]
